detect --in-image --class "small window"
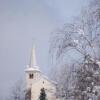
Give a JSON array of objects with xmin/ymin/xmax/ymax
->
[{"xmin": 29, "ymin": 74, "xmax": 34, "ymax": 79}]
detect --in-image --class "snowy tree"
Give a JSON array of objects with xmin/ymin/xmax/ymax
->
[
  {"xmin": 50, "ymin": 0, "xmax": 100, "ymax": 99},
  {"xmin": 73, "ymin": 60, "xmax": 100, "ymax": 100},
  {"xmin": 50, "ymin": 0, "xmax": 100, "ymax": 63},
  {"xmin": 39, "ymin": 88, "xmax": 47, "ymax": 100},
  {"xmin": 7, "ymin": 80, "xmax": 25, "ymax": 100},
  {"xmin": 52, "ymin": 64, "xmax": 76, "ymax": 99}
]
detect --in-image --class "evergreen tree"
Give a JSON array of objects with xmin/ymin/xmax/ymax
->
[{"xmin": 39, "ymin": 88, "xmax": 47, "ymax": 100}]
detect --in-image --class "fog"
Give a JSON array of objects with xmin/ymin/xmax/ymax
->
[{"xmin": 0, "ymin": 0, "xmax": 88, "ymax": 98}]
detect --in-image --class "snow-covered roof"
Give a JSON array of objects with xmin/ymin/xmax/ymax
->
[
  {"xmin": 42, "ymin": 74, "xmax": 57, "ymax": 85},
  {"xmin": 25, "ymin": 65, "xmax": 41, "ymax": 72}
]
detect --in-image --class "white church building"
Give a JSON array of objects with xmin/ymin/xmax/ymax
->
[{"xmin": 25, "ymin": 46, "xmax": 57, "ymax": 100}]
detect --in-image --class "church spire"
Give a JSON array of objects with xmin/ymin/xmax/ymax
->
[
  {"xmin": 30, "ymin": 45, "xmax": 37, "ymax": 68},
  {"xmin": 25, "ymin": 44, "xmax": 40, "ymax": 72}
]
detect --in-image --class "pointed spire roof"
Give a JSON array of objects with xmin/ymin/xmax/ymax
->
[
  {"xmin": 30, "ymin": 45, "xmax": 37, "ymax": 68},
  {"xmin": 25, "ymin": 44, "xmax": 40, "ymax": 72}
]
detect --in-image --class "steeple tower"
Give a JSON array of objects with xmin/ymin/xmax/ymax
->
[
  {"xmin": 25, "ymin": 44, "xmax": 57, "ymax": 100},
  {"xmin": 25, "ymin": 45, "xmax": 40, "ymax": 89}
]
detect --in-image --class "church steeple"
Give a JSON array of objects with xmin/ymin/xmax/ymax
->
[
  {"xmin": 30, "ymin": 45, "xmax": 37, "ymax": 68},
  {"xmin": 25, "ymin": 44, "xmax": 40, "ymax": 89},
  {"xmin": 25, "ymin": 44, "xmax": 40, "ymax": 72}
]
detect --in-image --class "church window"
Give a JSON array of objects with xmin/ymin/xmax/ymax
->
[
  {"xmin": 29, "ymin": 74, "xmax": 34, "ymax": 79},
  {"xmin": 43, "ymin": 81, "xmax": 44, "ymax": 84}
]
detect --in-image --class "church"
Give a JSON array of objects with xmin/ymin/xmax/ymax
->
[{"xmin": 25, "ymin": 46, "xmax": 57, "ymax": 100}]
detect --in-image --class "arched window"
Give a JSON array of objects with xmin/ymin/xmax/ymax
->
[{"xmin": 29, "ymin": 74, "xmax": 34, "ymax": 79}]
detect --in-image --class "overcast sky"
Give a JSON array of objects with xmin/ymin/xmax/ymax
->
[{"xmin": 0, "ymin": 0, "xmax": 88, "ymax": 98}]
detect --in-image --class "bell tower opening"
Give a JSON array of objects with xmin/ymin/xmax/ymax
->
[{"xmin": 29, "ymin": 73, "xmax": 34, "ymax": 79}]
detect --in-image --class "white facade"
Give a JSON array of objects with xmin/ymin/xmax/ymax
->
[{"xmin": 25, "ymin": 46, "xmax": 57, "ymax": 100}]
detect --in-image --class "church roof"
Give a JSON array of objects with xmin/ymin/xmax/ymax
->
[
  {"xmin": 42, "ymin": 75, "xmax": 57, "ymax": 85},
  {"xmin": 25, "ymin": 66, "xmax": 41, "ymax": 72}
]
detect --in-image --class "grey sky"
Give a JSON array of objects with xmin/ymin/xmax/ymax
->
[{"xmin": 0, "ymin": 0, "xmax": 88, "ymax": 98}]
